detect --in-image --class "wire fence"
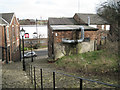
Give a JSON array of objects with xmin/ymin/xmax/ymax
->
[{"xmin": 25, "ymin": 63, "xmax": 120, "ymax": 90}]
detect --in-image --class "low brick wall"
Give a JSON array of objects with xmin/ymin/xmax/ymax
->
[{"xmin": 24, "ymin": 38, "xmax": 48, "ymax": 48}]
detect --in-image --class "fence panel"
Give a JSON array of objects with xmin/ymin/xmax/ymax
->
[{"xmin": 25, "ymin": 64, "xmax": 120, "ymax": 89}]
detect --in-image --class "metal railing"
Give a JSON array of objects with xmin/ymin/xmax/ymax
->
[{"xmin": 26, "ymin": 64, "xmax": 120, "ymax": 90}]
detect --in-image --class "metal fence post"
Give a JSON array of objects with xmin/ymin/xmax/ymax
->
[
  {"xmin": 31, "ymin": 65, "xmax": 33, "ymax": 84},
  {"xmin": 53, "ymin": 72, "xmax": 55, "ymax": 90},
  {"xmin": 80, "ymin": 79, "xmax": 83, "ymax": 90},
  {"xmin": 40, "ymin": 69, "xmax": 43, "ymax": 90},
  {"xmin": 34, "ymin": 67, "xmax": 36, "ymax": 90}
]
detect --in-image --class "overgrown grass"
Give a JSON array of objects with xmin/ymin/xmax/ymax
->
[
  {"xmin": 55, "ymin": 50, "xmax": 118, "ymax": 74},
  {"xmin": 39, "ymin": 45, "xmax": 47, "ymax": 49},
  {"xmin": 55, "ymin": 50, "xmax": 119, "ymax": 86}
]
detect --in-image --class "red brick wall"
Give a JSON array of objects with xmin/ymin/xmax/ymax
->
[
  {"xmin": 96, "ymin": 30, "xmax": 108, "ymax": 45},
  {"xmin": 0, "ymin": 26, "xmax": 3, "ymax": 47},
  {"xmin": 84, "ymin": 31, "xmax": 97, "ymax": 40},
  {"xmin": 53, "ymin": 31, "xmax": 73, "ymax": 43},
  {"xmin": 0, "ymin": 26, "xmax": 3, "ymax": 59},
  {"xmin": 9, "ymin": 16, "xmax": 20, "ymax": 62},
  {"xmin": 53, "ymin": 30, "xmax": 97, "ymax": 43}
]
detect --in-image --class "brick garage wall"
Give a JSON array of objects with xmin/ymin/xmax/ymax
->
[
  {"xmin": 84, "ymin": 31, "xmax": 97, "ymax": 40},
  {"xmin": 53, "ymin": 30, "xmax": 97, "ymax": 43},
  {"xmin": 53, "ymin": 31, "xmax": 73, "ymax": 43},
  {"xmin": 53, "ymin": 30, "xmax": 107, "ymax": 45}
]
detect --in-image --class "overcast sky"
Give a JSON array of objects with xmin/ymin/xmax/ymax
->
[{"xmin": 0, "ymin": 0, "xmax": 107, "ymax": 19}]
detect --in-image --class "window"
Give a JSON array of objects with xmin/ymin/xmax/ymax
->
[
  {"xmin": 84, "ymin": 37, "xmax": 90, "ymax": 42},
  {"xmin": 7, "ymin": 27, "xmax": 9, "ymax": 39}
]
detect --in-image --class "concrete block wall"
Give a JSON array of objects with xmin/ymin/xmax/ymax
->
[{"xmin": 54, "ymin": 40, "xmax": 96, "ymax": 60}]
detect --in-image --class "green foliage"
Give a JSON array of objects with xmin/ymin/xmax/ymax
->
[
  {"xmin": 55, "ymin": 50, "xmax": 118, "ymax": 74},
  {"xmin": 39, "ymin": 45, "xmax": 47, "ymax": 48},
  {"xmin": 21, "ymin": 47, "xmax": 31, "ymax": 51},
  {"xmin": 33, "ymin": 43, "xmax": 41, "ymax": 49}
]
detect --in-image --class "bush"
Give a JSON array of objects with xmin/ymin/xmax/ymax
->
[{"xmin": 33, "ymin": 43, "xmax": 41, "ymax": 49}]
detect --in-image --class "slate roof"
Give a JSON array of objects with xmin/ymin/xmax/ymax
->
[
  {"xmin": 75, "ymin": 13, "xmax": 109, "ymax": 25},
  {"xmin": 0, "ymin": 13, "xmax": 14, "ymax": 24},
  {"xmin": 49, "ymin": 17, "xmax": 98, "ymax": 31},
  {"xmin": 49, "ymin": 18, "xmax": 79, "ymax": 25},
  {"xmin": 0, "ymin": 18, "xmax": 7, "ymax": 24}
]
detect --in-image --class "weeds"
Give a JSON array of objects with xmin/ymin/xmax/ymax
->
[{"xmin": 55, "ymin": 49, "xmax": 118, "ymax": 75}]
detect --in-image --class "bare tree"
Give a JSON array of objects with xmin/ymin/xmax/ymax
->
[
  {"xmin": 97, "ymin": 0, "xmax": 120, "ymax": 87},
  {"xmin": 97, "ymin": 0, "xmax": 120, "ymax": 48}
]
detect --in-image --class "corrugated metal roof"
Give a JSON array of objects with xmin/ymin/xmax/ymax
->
[
  {"xmin": 51, "ymin": 25, "xmax": 98, "ymax": 31},
  {"xmin": 49, "ymin": 18, "xmax": 79, "ymax": 25},
  {"xmin": 75, "ymin": 13, "xmax": 109, "ymax": 25},
  {"xmin": 0, "ymin": 13, "xmax": 14, "ymax": 24}
]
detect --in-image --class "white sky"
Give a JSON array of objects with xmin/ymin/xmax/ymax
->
[{"xmin": 0, "ymin": 0, "xmax": 107, "ymax": 20}]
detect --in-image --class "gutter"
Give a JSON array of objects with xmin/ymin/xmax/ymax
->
[{"xmin": 62, "ymin": 26, "xmax": 84, "ymax": 43}]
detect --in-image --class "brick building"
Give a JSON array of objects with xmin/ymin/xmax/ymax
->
[
  {"xmin": 19, "ymin": 19, "xmax": 36, "ymax": 25},
  {"xmin": 0, "ymin": 13, "xmax": 20, "ymax": 63},
  {"xmin": 48, "ymin": 18, "xmax": 99, "ymax": 59},
  {"xmin": 48, "ymin": 13, "xmax": 109, "ymax": 60},
  {"xmin": 73, "ymin": 13, "xmax": 110, "ymax": 30},
  {"xmin": 73, "ymin": 13, "xmax": 110, "ymax": 44}
]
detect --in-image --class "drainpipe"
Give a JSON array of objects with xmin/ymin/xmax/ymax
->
[
  {"xmin": 4, "ymin": 26, "xmax": 8, "ymax": 63},
  {"xmin": 88, "ymin": 16, "xmax": 90, "ymax": 25},
  {"xmin": 62, "ymin": 26, "xmax": 84, "ymax": 43}
]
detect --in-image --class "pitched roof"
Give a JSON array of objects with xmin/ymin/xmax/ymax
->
[
  {"xmin": 75, "ymin": 13, "xmax": 109, "ymax": 25},
  {"xmin": 0, "ymin": 13, "xmax": 14, "ymax": 24},
  {"xmin": 49, "ymin": 18, "xmax": 79, "ymax": 25},
  {"xmin": 0, "ymin": 18, "xmax": 7, "ymax": 25}
]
